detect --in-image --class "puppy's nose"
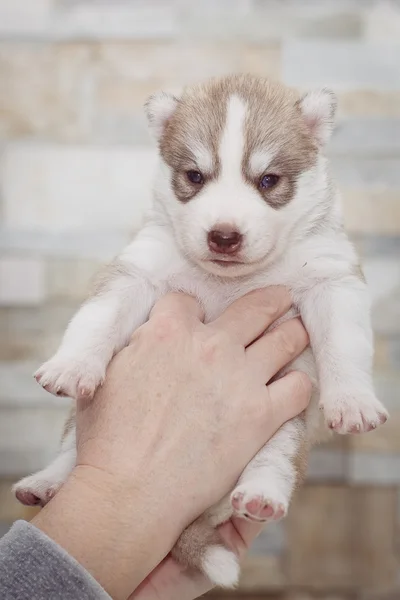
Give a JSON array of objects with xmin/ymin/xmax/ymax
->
[{"xmin": 207, "ymin": 225, "xmax": 243, "ymax": 254}]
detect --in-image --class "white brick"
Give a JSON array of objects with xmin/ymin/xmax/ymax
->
[
  {"xmin": 0, "ymin": 361, "xmax": 70, "ymax": 407},
  {"xmin": 283, "ymin": 41, "xmax": 400, "ymax": 90},
  {"xmin": 53, "ymin": 1, "xmax": 178, "ymax": 40},
  {"xmin": 0, "ymin": 230, "xmax": 131, "ymax": 260},
  {"xmin": 0, "ymin": 0, "xmax": 53, "ymax": 38},
  {"xmin": 331, "ymin": 118, "xmax": 400, "ymax": 156},
  {"xmin": 364, "ymin": 0, "xmax": 400, "ymax": 41},
  {"xmin": 0, "ymin": 257, "xmax": 45, "ymax": 307},
  {"xmin": 348, "ymin": 453, "xmax": 400, "ymax": 484},
  {"xmin": 2, "ymin": 143, "xmax": 157, "ymax": 232},
  {"xmin": 0, "ymin": 406, "xmax": 68, "ymax": 476}
]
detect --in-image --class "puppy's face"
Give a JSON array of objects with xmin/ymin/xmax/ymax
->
[{"xmin": 146, "ymin": 75, "xmax": 336, "ymax": 277}]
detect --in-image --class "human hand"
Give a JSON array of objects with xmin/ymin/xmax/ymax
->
[{"xmin": 33, "ymin": 287, "xmax": 311, "ymax": 600}]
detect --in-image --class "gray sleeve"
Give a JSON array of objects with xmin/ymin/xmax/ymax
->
[{"xmin": 0, "ymin": 520, "xmax": 111, "ymax": 600}]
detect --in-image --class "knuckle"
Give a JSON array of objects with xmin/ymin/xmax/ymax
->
[
  {"xmin": 273, "ymin": 327, "xmax": 298, "ymax": 358},
  {"xmin": 200, "ymin": 329, "xmax": 231, "ymax": 363},
  {"xmin": 290, "ymin": 371, "xmax": 313, "ymax": 399},
  {"xmin": 149, "ymin": 311, "xmax": 183, "ymax": 341}
]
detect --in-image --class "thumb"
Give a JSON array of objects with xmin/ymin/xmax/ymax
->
[{"xmin": 266, "ymin": 370, "xmax": 312, "ymax": 432}]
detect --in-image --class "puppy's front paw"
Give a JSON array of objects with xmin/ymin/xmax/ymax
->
[
  {"xmin": 231, "ymin": 482, "xmax": 288, "ymax": 523},
  {"xmin": 320, "ymin": 391, "xmax": 388, "ymax": 434},
  {"xmin": 13, "ymin": 475, "xmax": 62, "ymax": 508},
  {"xmin": 34, "ymin": 355, "xmax": 105, "ymax": 399}
]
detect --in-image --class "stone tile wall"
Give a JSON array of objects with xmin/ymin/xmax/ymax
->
[{"xmin": 0, "ymin": 1, "xmax": 399, "ymax": 597}]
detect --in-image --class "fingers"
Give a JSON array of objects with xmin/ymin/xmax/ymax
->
[
  {"xmin": 210, "ymin": 287, "xmax": 292, "ymax": 347},
  {"xmin": 246, "ymin": 318, "xmax": 309, "ymax": 382},
  {"xmin": 266, "ymin": 371, "xmax": 312, "ymax": 432},
  {"xmin": 149, "ymin": 293, "xmax": 205, "ymax": 331},
  {"xmin": 218, "ymin": 517, "xmax": 264, "ymax": 559}
]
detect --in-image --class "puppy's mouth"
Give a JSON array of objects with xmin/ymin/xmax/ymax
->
[{"xmin": 211, "ymin": 259, "xmax": 243, "ymax": 267}]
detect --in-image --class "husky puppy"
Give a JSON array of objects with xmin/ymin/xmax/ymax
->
[{"xmin": 14, "ymin": 75, "xmax": 388, "ymax": 588}]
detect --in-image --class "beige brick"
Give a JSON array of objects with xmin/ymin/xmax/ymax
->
[
  {"xmin": 237, "ymin": 43, "xmax": 281, "ymax": 79},
  {"xmin": 342, "ymin": 191, "xmax": 400, "ymax": 235},
  {"xmin": 0, "ymin": 42, "xmax": 92, "ymax": 141},
  {"xmin": 2, "ymin": 143, "xmax": 156, "ymax": 231},
  {"xmin": 95, "ymin": 41, "xmax": 241, "ymax": 89},
  {"xmin": 349, "ymin": 412, "xmax": 400, "ymax": 453},
  {"xmin": 0, "ymin": 480, "xmax": 40, "ymax": 521},
  {"xmin": 338, "ymin": 91, "xmax": 400, "ymax": 117},
  {"xmin": 374, "ymin": 338, "xmax": 390, "ymax": 371},
  {"xmin": 97, "ymin": 80, "xmax": 159, "ymax": 113},
  {"xmin": 286, "ymin": 485, "xmax": 398, "ymax": 590},
  {"xmin": 47, "ymin": 258, "xmax": 102, "ymax": 301}
]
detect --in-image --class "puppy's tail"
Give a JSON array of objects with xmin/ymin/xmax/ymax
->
[{"xmin": 172, "ymin": 517, "xmax": 239, "ymax": 588}]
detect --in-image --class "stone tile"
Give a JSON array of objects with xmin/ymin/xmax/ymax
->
[
  {"xmin": 355, "ymin": 235, "xmax": 400, "ymax": 258},
  {"xmin": 0, "ymin": 302, "xmax": 77, "ymax": 363},
  {"xmin": 237, "ymin": 43, "xmax": 281, "ymax": 79},
  {"xmin": 248, "ymin": 521, "xmax": 285, "ymax": 556},
  {"xmin": 350, "ymin": 487, "xmax": 399, "ymax": 589},
  {"xmin": 331, "ymin": 158, "xmax": 400, "ymax": 188},
  {"xmin": 286, "ymin": 485, "xmax": 354, "ymax": 588},
  {"xmin": 53, "ymin": 1, "xmax": 178, "ymax": 40},
  {"xmin": 238, "ymin": 555, "xmax": 285, "ymax": 591},
  {"xmin": 0, "ymin": 359, "xmax": 72, "ymax": 407},
  {"xmin": 330, "ymin": 118, "xmax": 400, "ymax": 156},
  {"xmin": 374, "ymin": 371, "xmax": 400, "ymax": 412},
  {"xmin": 2, "ymin": 143, "xmax": 156, "ymax": 231},
  {"xmin": 0, "ymin": 257, "xmax": 46, "ymax": 307},
  {"xmin": 363, "ymin": 258, "xmax": 400, "ymax": 307},
  {"xmin": 364, "ymin": 1, "xmax": 400, "ymax": 42},
  {"xmin": 47, "ymin": 258, "xmax": 102, "ymax": 300},
  {"xmin": 286, "ymin": 485, "xmax": 398, "ymax": 589},
  {"xmin": 0, "ymin": 42, "xmax": 92, "ymax": 141},
  {"xmin": 0, "ymin": 229, "xmax": 131, "ymax": 260},
  {"xmin": 338, "ymin": 91, "xmax": 400, "ymax": 117},
  {"xmin": 372, "ymin": 286, "xmax": 400, "ymax": 336},
  {"xmin": 95, "ymin": 41, "xmax": 241, "ymax": 88},
  {"xmin": 283, "ymin": 41, "xmax": 400, "ymax": 90},
  {"xmin": 341, "ymin": 191, "xmax": 400, "ymax": 235},
  {"xmin": 0, "ymin": 480, "xmax": 39, "ymax": 521},
  {"xmin": 306, "ymin": 449, "xmax": 347, "ymax": 483},
  {"xmin": 0, "ymin": 0, "xmax": 53, "ymax": 37},
  {"xmin": 373, "ymin": 337, "xmax": 390, "ymax": 371},
  {"xmin": 349, "ymin": 412, "xmax": 400, "ymax": 454},
  {"xmin": 0, "ymin": 406, "xmax": 69, "ymax": 476},
  {"xmin": 387, "ymin": 339, "xmax": 400, "ymax": 369},
  {"xmin": 184, "ymin": 1, "xmax": 363, "ymax": 42},
  {"xmin": 348, "ymin": 453, "xmax": 400, "ymax": 484}
]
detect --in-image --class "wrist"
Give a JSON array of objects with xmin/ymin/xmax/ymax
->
[{"xmin": 32, "ymin": 464, "xmax": 186, "ymax": 599}]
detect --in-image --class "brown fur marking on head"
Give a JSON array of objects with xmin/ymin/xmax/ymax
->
[{"xmin": 160, "ymin": 74, "xmax": 318, "ymax": 207}]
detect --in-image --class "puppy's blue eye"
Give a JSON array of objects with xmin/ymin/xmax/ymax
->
[
  {"xmin": 187, "ymin": 170, "xmax": 204, "ymax": 184},
  {"xmin": 260, "ymin": 174, "xmax": 280, "ymax": 189}
]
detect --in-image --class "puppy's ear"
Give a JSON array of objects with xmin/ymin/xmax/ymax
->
[
  {"xmin": 144, "ymin": 92, "xmax": 179, "ymax": 141},
  {"xmin": 297, "ymin": 88, "xmax": 337, "ymax": 146}
]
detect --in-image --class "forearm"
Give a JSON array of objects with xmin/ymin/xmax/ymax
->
[{"xmin": 32, "ymin": 466, "xmax": 189, "ymax": 600}]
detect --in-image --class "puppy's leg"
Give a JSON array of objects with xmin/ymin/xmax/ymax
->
[
  {"xmin": 14, "ymin": 411, "xmax": 77, "ymax": 507},
  {"xmin": 35, "ymin": 259, "xmax": 156, "ymax": 400},
  {"xmin": 231, "ymin": 416, "xmax": 309, "ymax": 523},
  {"xmin": 172, "ymin": 495, "xmax": 239, "ymax": 588},
  {"xmin": 298, "ymin": 276, "xmax": 388, "ymax": 433}
]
